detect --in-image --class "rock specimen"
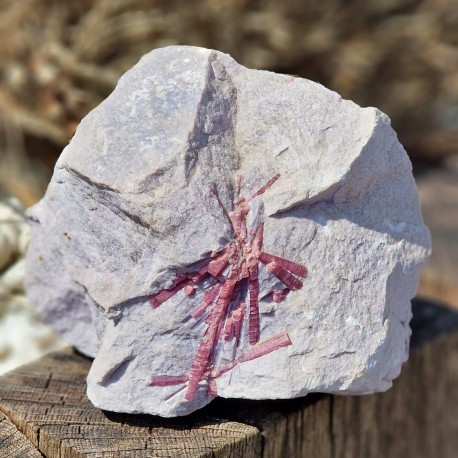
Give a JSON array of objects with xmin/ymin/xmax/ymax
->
[{"xmin": 25, "ymin": 46, "xmax": 431, "ymax": 417}]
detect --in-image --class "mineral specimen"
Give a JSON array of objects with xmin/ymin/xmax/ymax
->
[{"xmin": 25, "ymin": 46, "xmax": 431, "ymax": 417}]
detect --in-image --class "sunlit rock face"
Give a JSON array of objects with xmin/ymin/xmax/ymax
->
[{"xmin": 25, "ymin": 46, "xmax": 431, "ymax": 417}]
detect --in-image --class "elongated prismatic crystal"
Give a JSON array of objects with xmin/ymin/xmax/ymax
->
[{"xmin": 148, "ymin": 174, "xmax": 308, "ymax": 401}]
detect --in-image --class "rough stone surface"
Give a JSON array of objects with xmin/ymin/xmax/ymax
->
[{"xmin": 25, "ymin": 46, "xmax": 431, "ymax": 417}]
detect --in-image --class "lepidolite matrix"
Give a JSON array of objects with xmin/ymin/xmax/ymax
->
[{"xmin": 26, "ymin": 46, "xmax": 431, "ymax": 417}]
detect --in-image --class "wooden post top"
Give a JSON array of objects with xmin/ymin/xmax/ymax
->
[{"xmin": 0, "ymin": 298, "xmax": 457, "ymax": 457}]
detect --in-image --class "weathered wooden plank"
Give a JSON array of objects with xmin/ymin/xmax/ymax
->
[
  {"xmin": 0, "ymin": 298, "xmax": 457, "ymax": 457},
  {"xmin": 0, "ymin": 411, "xmax": 42, "ymax": 457},
  {"xmin": 416, "ymin": 161, "xmax": 458, "ymax": 310},
  {"xmin": 205, "ymin": 298, "xmax": 458, "ymax": 458},
  {"xmin": 330, "ymin": 304, "xmax": 458, "ymax": 458},
  {"xmin": 0, "ymin": 349, "xmax": 260, "ymax": 457}
]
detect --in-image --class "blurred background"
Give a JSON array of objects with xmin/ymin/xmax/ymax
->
[{"xmin": 0, "ymin": 0, "xmax": 457, "ymax": 373}]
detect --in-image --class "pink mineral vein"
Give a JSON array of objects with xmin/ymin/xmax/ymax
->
[
  {"xmin": 206, "ymin": 251, "xmax": 231, "ymax": 277},
  {"xmin": 222, "ymin": 316, "xmax": 233, "ymax": 340},
  {"xmin": 264, "ymin": 262, "xmax": 304, "ymax": 291},
  {"xmin": 232, "ymin": 302, "xmax": 246, "ymax": 344},
  {"xmin": 249, "ymin": 173, "xmax": 280, "ymax": 200},
  {"xmin": 190, "ymin": 283, "xmax": 221, "ymax": 320},
  {"xmin": 148, "ymin": 174, "xmax": 308, "ymax": 401},
  {"xmin": 248, "ymin": 261, "xmax": 261, "ymax": 344},
  {"xmin": 211, "ymin": 331, "xmax": 292, "ymax": 378},
  {"xmin": 149, "ymin": 375, "xmax": 188, "ymax": 387},
  {"xmin": 184, "ymin": 284, "xmax": 196, "ymax": 296},
  {"xmin": 259, "ymin": 252, "xmax": 308, "ymax": 278},
  {"xmin": 238, "ymin": 331, "xmax": 292, "ymax": 364},
  {"xmin": 185, "ymin": 278, "xmax": 237, "ymax": 401},
  {"xmin": 149, "ymin": 281, "xmax": 188, "ymax": 308},
  {"xmin": 272, "ymin": 288, "xmax": 290, "ymax": 303}
]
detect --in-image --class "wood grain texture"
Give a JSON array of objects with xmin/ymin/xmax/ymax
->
[
  {"xmin": 416, "ymin": 160, "xmax": 458, "ymax": 310},
  {"xmin": 0, "ymin": 411, "xmax": 42, "ymax": 457},
  {"xmin": 0, "ymin": 349, "xmax": 260, "ymax": 457},
  {"xmin": 0, "ymin": 298, "xmax": 457, "ymax": 457},
  {"xmin": 330, "ymin": 317, "xmax": 458, "ymax": 457},
  {"xmin": 205, "ymin": 299, "xmax": 458, "ymax": 458}
]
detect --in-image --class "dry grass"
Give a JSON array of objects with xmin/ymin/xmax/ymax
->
[{"xmin": 0, "ymin": 0, "xmax": 457, "ymax": 204}]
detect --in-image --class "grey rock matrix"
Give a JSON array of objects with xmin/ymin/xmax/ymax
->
[{"xmin": 25, "ymin": 46, "xmax": 431, "ymax": 417}]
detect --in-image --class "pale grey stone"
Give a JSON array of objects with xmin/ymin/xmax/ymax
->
[{"xmin": 25, "ymin": 46, "xmax": 431, "ymax": 417}]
